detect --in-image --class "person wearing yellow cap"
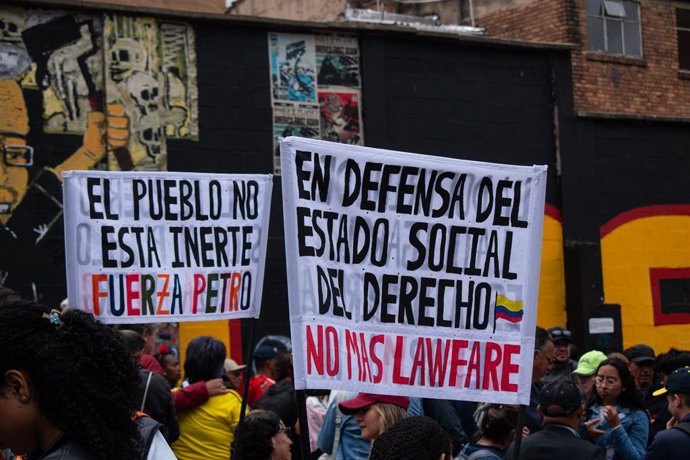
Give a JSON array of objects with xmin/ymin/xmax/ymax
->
[{"xmin": 645, "ymin": 366, "xmax": 690, "ymax": 459}]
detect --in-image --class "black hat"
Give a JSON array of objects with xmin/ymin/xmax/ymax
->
[
  {"xmin": 624, "ymin": 344, "xmax": 655, "ymax": 364},
  {"xmin": 652, "ymin": 366, "xmax": 690, "ymax": 396},
  {"xmin": 539, "ymin": 379, "xmax": 583, "ymax": 417},
  {"xmin": 254, "ymin": 345, "xmax": 278, "ymax": 360},
  {"xmin": 548, "ymin": 326, "xmax": 574, "ymax": 344}
]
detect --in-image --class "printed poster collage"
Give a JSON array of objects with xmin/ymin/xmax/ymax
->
[{"xmin": 269, "ymin": 32, "xmax": 364, "ymax": 175}]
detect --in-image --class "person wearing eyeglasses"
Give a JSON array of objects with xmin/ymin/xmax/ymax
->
[
  {"xmin": 542, "ymin": 327, "xmax": 578, "ymax": 386},
  {"xmin": 525, "ymin": 326, "xmax": 556, "ymax": 435},
  {"xmin": 583, "ymin": 358, "xmax": 649, "ymax": 460},
  {"xmin": 234, "ymin": 410, "xmax": 293, "ymax": 460}
]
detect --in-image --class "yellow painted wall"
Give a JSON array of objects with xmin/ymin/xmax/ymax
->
[
  {"xmin": 601, "ymin": 214, "xmax": 690, "ymax": 351},
  {"xmin": 178, "ymin": 320, "xmax": 231, "ymax": 378},
  {"xmin": 537, "ymin": 213, "xmax": 567, "ymax": 329}
]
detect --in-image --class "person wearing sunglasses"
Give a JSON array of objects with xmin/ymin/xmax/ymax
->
[
  {"xmin": 542, "ymin": 327, "xmax": 578, "ymax": 387},
  {"xmin": 584, "ymin": 358, "xmax": 649, "ymax": 460}
]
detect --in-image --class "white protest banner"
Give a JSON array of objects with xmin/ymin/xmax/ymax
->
[
  {"xmin": 63, "ymin": 171, "xmax": 272, "ymax": 324},
  {"xmin": 281, "ymin": 137, "xmax": 547, "ymax": 405}
]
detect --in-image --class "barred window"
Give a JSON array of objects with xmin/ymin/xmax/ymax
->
[
  {"xmin": 678, "ymin": 8, "xmax": 690, "ymax": 71},
  {"xmin": 586, "ymin": 0, "xmax": 642, "ymax": 57}
]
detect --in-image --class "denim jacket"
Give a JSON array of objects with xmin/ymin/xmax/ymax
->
[{"xmin": 586, "ymin": 404, "xmax": 649, "ymax": 460}]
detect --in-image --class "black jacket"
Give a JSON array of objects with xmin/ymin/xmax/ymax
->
[
  {"xmin": 253, "ymin": 378, "xmax": 298, "ymax": 428},
  {"xmin": 139, "ymin": 370, "xmax": 179, "ymax": 443},
  {"xmin": 645, "ymin": 415, "xmax": 690, "ymax": 460},
  {"xmin": 505, "ymin": 424, "xmax": 605, "ymax": 460}
]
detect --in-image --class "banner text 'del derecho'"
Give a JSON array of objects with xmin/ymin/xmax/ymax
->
[{"xmin": 281, "ymin": 137, "xmax": 547, "ymax": 404}]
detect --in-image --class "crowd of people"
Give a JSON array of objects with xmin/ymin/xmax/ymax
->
[{"xmin": 1, "ymin": 290, "xmax": 689, "ymax": 460}]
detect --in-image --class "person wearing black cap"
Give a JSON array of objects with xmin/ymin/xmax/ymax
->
[
  {"xmin": 645, "ymin": 366, "xmax": 690, "ymax": 460},
  {"xmin": 505, "ymin": 379, "xmax": 605, "ymax": 459},
  {"xmin": 247, "ymin": 345, "xmax": 278, "ymax": 407},
  {"xmin": 542, "ymin": 326, "xmax": 577, "ymax": 386},
  {"xmin": 625, "ymin": 344, "xmax": 657, "ymax": 397},
  {"xmin": 625, "ymin": 344, "xmax": 667, "ymax": 438}
]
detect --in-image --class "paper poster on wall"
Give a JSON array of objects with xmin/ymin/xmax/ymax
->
[
  {"xmin": 269, "ymin": 32, "xmax": 364, "ymax": 175},
  {"xmin": 269, "ymin": 32, "xmax": 317, "ymax": 104},
  {"xmin": 280, "ymin": 137, "xmax": 547, "ymax": 404},
  {"xmin": 318, "ymin": 90, "xmax": 362, "ymax": 145},
  {"xmin": 63, "ymin": 170, "xmax": 272, "ymax": 324},
  {"xmin": 315, "ymin": 33, "xmax": 360, "ymax": 87},
  {"xmin": 272, "ymin": 102, "xmax": 320, "ymax": 174}
]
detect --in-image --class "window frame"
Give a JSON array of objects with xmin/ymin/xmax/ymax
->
[
  {"xmin": 586, "ymin": 0, "xmax": 643, "ymax": 58},
  {"xmin": 677, "ymin": 7, "xmax": 690, "ymax": 71}
]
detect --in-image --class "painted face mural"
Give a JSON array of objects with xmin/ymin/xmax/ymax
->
[
  {"xmin": 0, "ymin": 80, "xmax": 29, "ymax": 223},
  {"xmin": 0, "ymin": 5, "xmax": 198, "ymax": 306}
]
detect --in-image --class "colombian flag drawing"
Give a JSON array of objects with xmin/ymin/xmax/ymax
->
[{"xmin": 494, "ymin": 294, "xmax": 524, "ymax": 332}]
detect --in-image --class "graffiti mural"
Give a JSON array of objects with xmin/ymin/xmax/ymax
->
[
  {"xmin": 0, "ymin": 5, "xmax": 198, "ymax": 305},
  {"xmin": 103, "ymin": 14, "xmax": 198, "ymax": 171}
]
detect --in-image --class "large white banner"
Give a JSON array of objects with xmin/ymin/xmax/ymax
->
[
  {"xmin": 63, "ymin": 171, "xmax": 272, "ymax": 324},
  {"xmin": 281, "ymin": 137, "xmax": 547, "ymax": 404}
]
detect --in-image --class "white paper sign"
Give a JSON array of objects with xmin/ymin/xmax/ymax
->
[
  {"xmin": 63, "ymin": 171, "xmax": 272, "ymax": 323},
  {"xmin": 281, "ymin": 137, "xmax": 547, "ymax": 404},
  {"xmin": 589, "ymin": 318, "xmax": 615, "ymax": 334}
]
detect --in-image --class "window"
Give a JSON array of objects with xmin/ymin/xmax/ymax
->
[
  {"xmin": 678, "ymin": 9, "xmax": 690, "ymax": 71},
  {"xmin": 586, "ymin": 0, "xmax": 642, "ymax": 57}
]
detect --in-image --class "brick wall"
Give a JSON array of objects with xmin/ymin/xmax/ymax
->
[
  {"xmin": 574, "ymin": 1, "xmax": 690, "ymax": 118},
  {"xmin": 478, "ymin": 0, "xmax": 690, "ymax": 119},
  {"xmin": 228, "ymin": 0, "xmax": 346, "ymax": 21},
  {"xmin": 83, "ymin": 0, "xmax": 225, "ymax": 14},
  {"xmin": 478, "ymin": 0, "xmax": 578, "ymax": 43}
]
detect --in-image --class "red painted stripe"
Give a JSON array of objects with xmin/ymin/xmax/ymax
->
[
  {"xmin": 496, "ymin": 312, "xmax": 523, "ymax": 323},
  {"xmin": 650, "ymin": 268, "xmax": 690, "ymax": 326},
  {"xmin": 544, "ymin": 203, "xmax": 562, "ymax": 222},
  {"xmin": 228, "ymin": 319, "xmax": 244, "ymax": 364},
  {"xmin": 600, "ymin": 205, "xmax": 690, "ymax": 239}
]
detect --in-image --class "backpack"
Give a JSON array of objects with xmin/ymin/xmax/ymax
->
[{"xmin": 134, "ymin": 412, "xmax": 163, "ymax": 458}]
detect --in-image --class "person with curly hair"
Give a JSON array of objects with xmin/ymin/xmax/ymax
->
[
  {"xmin": 233, "ymin": 410, "xmax": 293, "ymax": 460},
  {"xmin": 172, "ymin": 336, "xmax": 245, "ymax": 460},
  {"xmin": 0, "ymin": 300, "xmax": 173, "ymax": 459},
  {"xmin": 369, "ymin": 416, "xmax": 453, "ymax": 460}
]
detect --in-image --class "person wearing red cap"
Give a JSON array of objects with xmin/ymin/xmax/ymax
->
[{"xmin": 339, "ymin": 393, "xmax": 409, "ymax": 441}]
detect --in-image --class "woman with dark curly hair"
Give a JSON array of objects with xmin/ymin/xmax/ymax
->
[
  {"xmin": 233, "ymin": 410, "xmax": 293, "ymax": 460},
  {"xmin": 0, "ymin": 300, "xmax": 153, "ymax": 459},
  {"xmin": 369, "ymin": 416, "xmax": 453, "ymax": 460}
]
